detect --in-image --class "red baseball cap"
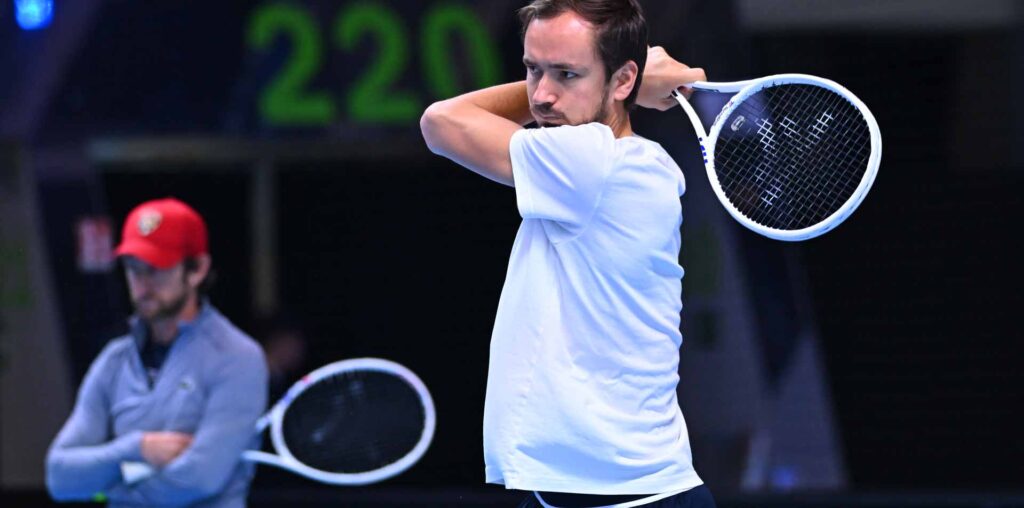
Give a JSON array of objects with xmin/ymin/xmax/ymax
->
[{"xmin": 114, "ymin": 198, "xmax": 209, "ymax": 269}]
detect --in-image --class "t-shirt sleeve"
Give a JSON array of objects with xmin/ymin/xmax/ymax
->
[{"xmin": 510, "ymin": 123, "xmax": 615, "ymax": 230}]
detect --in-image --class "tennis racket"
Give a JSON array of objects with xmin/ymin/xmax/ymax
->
[
  {"xmin": 122, "ymin": 358, "xmax": 436, "ymax": 486},
  {"xmin": 672, "ymin": 74, "xmax": 881, "ymax": 241}
]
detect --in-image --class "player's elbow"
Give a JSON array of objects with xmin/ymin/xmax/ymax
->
[
  {"xmin": 45, "ymin": 451, "xmax": 67, "ymax": 499},
  {"xmin": 420, "ymin": 100, "xmax": 456, "ymax": 156},
  {"xmin": 45, "ymin": 473, "xmax": 71, "ymax": 501},
  {"xmin": 44, "ymin": 455, "xmax": 96, "ymax": 502},
  {"xmin": 45, "ymin": 459, "xmax": 82, "ymax": 502},
  {"xmin": 47, "ymin": 482, "xmax": 82, "ymax": 503},
  {"xmin": 47, "ymin": 484, "xmax": 76, "ymax": 503}
]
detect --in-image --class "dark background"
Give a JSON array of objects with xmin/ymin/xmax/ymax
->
[{"xmin": 1, "ymin": 0, "xmax": 1021, "ymax": 506}]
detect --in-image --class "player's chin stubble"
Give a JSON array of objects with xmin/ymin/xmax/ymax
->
[
  {"xmin": 135, "ymin": 286, "xmax": 189, "ymax": 323},
  {"xmin": 536, "ymin": 86, "xmax": 612, "ymax": 128}
]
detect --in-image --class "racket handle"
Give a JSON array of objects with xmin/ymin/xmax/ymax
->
[{"xmin": 120, "ymin": 461, "xmax": 156, "ymax": 484}]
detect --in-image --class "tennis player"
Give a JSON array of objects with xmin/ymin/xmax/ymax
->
[
  {"xmin": 46, "ymin": 198, "xmax": 267, "ymax": 507},
  {"xmin": 420, "ymin": 0, "xmax": 713, "ymax": 506}
]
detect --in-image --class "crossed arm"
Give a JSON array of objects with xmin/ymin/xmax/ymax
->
[{"xmin": 46, "ymin": 346, "xmax": 266, "ymax": 507}]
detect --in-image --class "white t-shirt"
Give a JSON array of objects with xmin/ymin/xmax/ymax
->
[{"xmin": 483, "ymin": 123, "xmax": 702, "ymax": 494}]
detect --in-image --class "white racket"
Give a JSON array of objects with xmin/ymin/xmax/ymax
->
[
  {"xmin": 122, "ymin": 358, "xmax": 436, "ymax": 486},
  {"xmin": 672, "ymin": 74, "xmax": 882, "ymax": 241}
]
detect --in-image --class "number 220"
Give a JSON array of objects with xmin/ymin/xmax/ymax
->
[{"xmin": 248, "ymin": 3, "xmax": 501, "ymax": 126}]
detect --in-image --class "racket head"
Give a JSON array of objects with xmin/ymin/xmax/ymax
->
[
  {"xmin": 264, "ymin": 358, "xmax": 436, "ymax": 485},
  {"xmin": 702, "ymin": 74, "xmax": 881, "ymax": 241}
]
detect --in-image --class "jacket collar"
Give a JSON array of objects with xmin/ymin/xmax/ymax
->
[{"xmin": 129, "ymin": 298, "xmax": 213, "ymax": 350}]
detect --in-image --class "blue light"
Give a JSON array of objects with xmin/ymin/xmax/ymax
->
[
  {"xmin": 15, "ymin": 0, "xmax": 54, "ymax": 31},
  {"xmin": 770, "ymin": 465, "xmax": 799, "ymax": 490}
]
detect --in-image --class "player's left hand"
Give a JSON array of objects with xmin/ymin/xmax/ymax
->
[
  {"xmin": 141, "ymin": 431, "xmax": 194, "ymax": 467},
  {"xmin": 636, "ymin": 46, "xmax": 706, "ymax": 111}
]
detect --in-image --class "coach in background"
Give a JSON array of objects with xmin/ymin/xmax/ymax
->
[{"xmin": 46, "ymin": 198, "xmax": 268, "ymax": 507}]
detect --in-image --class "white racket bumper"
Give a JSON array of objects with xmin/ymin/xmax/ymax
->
[
  {"xmin": 265, "ymin": 357, "xmax": 437, "ymax": 485},
  {"xmin": 675, "ymin": 74, "xmax": 881, "ymax": 241}
]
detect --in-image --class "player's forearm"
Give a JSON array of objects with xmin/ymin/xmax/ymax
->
[
  {"xmin": 420, "ymin": 82, "xmax": 528, "ymax": 185},
  {"xmin": 444, "ymin": 81, "xmax": 533, "ymax": 125},
  {"xmin": 106, "ymin": 470, "xmax": 221, "ymax": 507},
  {"xmin": 421, "ymin": 82, "xmax": 532, "ymax": 153},
  {"xmin": 46, "ymin": 431, "xmax": 144, "ymax": 501}
]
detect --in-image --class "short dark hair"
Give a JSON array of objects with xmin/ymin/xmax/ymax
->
[{"xmin": 519, "ymin": 0, "xmax": 648, "ymax": 109}]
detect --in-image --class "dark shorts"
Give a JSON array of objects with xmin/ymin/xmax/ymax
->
[{"xmin": 517, "ymin": 484, "xmax": 716, "ymax": 508}]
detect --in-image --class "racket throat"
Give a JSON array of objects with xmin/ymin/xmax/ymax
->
[{"xmin": 241, "ymin": 450, "xmax": 291, "ymax": 470}]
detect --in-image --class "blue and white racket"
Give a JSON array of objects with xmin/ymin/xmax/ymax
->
[
  {"xmin": 122, "ymin": 358, "xmax": 436, "ymax": 486},
  {"xmin": 673, "ymin": 74, "xmax": 882, "ymax": 241}
]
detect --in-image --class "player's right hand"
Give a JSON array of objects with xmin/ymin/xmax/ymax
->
[
  {"xmin": 141, "ymin": 431, "xmax": 194, "ymax": 467},
  {"xmin": 636, "ymin": 46, "xmax": 706, "ymax": 111}
]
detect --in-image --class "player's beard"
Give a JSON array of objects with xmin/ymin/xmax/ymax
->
[
  {"xmin": 133, "ymin": 277, "xmax": 191, "ymax": 324},
  {"xmin": 536, "ymin": 81, "xmax": 613, "ymax": 127},
  {"xmin": 585, "ymin": 81, "xmax": 614, "ymax": 125}
]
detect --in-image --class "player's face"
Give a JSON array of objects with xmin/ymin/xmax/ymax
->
[
  {"xmin": 123, "ymin": 257, "xmax": 192, "ymax": 323},
  {"xmin": 523, "ymin": 11, "xmax": 613, "ymax": 128}
]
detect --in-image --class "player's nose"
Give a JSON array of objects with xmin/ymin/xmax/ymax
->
[{"xmin": 532, "ymin": 75, "xmax": 557, "ymax": 105}]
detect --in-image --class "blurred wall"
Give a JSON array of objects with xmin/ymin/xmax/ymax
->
[{"xmin": 0, "ymin": 143, "xmax": 73, "ymax": 488}]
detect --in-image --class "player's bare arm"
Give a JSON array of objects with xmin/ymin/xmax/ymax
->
[{"xmin": 420, "ymin": 81, "xmax": 534, "ymax": 186}]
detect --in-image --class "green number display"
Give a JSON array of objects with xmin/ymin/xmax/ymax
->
[
  {"xmin": 422, "ymin": 4, "xmax": 501, "ymax": 99},
  {"xmin": 247, "ymin": 4, "xmax": 336, "ymax": 125},
  {"xmin": 246, "ymin": 2, "xmax": 503, "ymax": 127},
  {"xmin": 335, "ymin": 3, "xmax": 420, "ymax": 124}
]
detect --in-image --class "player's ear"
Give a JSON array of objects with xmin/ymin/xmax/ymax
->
[
  {"xmin": 185, "ymin": 254, "xmax": 211, "ymax": 290},
  {"xmin": 612, "ymin": 60, "xmax": 639, "ymax": 102}
]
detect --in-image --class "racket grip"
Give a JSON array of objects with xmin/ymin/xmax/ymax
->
[{"xmin": 120, "ymin": 461, "xmax": 156, "ymax": 484}]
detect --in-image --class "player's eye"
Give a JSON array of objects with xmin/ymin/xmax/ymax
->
[{"xmin": 562, "ymin": 71, "xmax": 578, "ymax": 79}]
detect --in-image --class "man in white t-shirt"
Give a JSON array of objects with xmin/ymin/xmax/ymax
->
[{"xmin": 420, "ymin": 1, "xmax": 714, "ymax": 506}]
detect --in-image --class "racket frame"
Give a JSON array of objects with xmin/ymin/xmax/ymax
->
[
  {"xmin": 249, "ymin": 357, "xmax": 437, "ymax": 485},
  {"xmin": 672, "ymin": 74, "xmax": 882, "ymax": 241},
  {"xmin": 121, "ymin": 357, "xmax": 436, "ymax": 486}
]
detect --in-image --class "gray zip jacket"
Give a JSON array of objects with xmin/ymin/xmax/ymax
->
[{"xmin": 46, "ymin": 303, "xmax": 268, "ymax": 507}]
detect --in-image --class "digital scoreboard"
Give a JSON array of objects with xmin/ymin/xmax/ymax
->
[
  {"xmin": 44, "ymin": 0, "xmax": 518, "ymax": 137},
  {"xmin": 248, "ymin": 2, "xmax": 502, "ymax": 127}
]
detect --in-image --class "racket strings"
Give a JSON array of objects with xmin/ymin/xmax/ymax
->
[
  {"xmin": 280, "ymin": 370, "xmax": 426, "ymax": 474},
  {"xmin": 713, "ymin": 83, "xmax": 872, "ymax": 231},
  {"xmin": 748, "ymin": 90, "xmax": 865, "ymax": 226},
  {"xmin": 729, "ymin": 88, "xmax": 867, "ymax": 227},
  {"xmin": 772, "ymin": 98, "xmax": 867, "ymax": 225}
]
